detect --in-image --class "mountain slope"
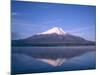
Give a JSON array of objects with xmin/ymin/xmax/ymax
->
[{"xmin": 12, "ymin": 27, "xmax": 95, "ymax": 46}]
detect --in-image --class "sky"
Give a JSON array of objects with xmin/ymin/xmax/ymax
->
[{"xmin": 11, "ymin": 1, "xmax": 96, "ymax": 41}]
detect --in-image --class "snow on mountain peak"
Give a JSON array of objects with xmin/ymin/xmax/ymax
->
[{"xmin": 38, "ymin": 27, "xmax": 66, "ymax": 35}]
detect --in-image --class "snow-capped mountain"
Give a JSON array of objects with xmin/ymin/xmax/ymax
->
[
  {"xmin": 12, "ymin": 27, "xmax": 95, "ymax": 46},
  {"xmin": 38, "ymin": 27, "xmax": 66, "ymax": 35}
]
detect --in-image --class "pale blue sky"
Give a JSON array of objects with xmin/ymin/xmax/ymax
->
[{"xmin": 11, "ymin": 1, "xmax": 96, "ymax": 41}]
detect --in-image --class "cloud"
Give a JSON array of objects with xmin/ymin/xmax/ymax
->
[{"xmin": 12, "ymin": 12, "xmax": 19, "ymax": 16}]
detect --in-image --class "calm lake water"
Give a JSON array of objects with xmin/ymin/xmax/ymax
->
[{"xmin": 11, "ymin": 46, "xmax": 96, "ymax": 74}]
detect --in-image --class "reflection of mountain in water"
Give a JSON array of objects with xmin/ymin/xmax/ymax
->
[
  {"xmin": 37, "ymin": 58, "xmax": 66, "ymax": 66},
  {"xmin": 37, "ymin": 51, "xmax": 95, "ymax": 67},
  {"xmin": 12, "ymin": 45, "xmax": 96, "ymax": 74},
  {"xmin": 12, "ymin": 51, "xmax": 96, "ymax": 74}
]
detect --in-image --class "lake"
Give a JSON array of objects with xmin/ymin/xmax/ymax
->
[{"xmin": 11, "ymin": 46, "xmax": 96, "ymax": 74}]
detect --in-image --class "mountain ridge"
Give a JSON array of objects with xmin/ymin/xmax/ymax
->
[{"xmin": 12, "ymin": 27, "xmax": 95, "ymax": 46}]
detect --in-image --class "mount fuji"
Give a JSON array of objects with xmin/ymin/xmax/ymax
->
[{"xmin": 12, "ymin": 27, "xmax": 95, "ymax": 46}]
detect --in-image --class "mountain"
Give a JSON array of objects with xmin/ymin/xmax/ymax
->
[{"xmin": 12, "ymin": 27, "xmax": 95, "ymax": 46}]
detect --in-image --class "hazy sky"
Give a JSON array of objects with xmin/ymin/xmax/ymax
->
[{"xmin": 11, "ymin": 1, "xmax": 96, "ymax": 41}]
